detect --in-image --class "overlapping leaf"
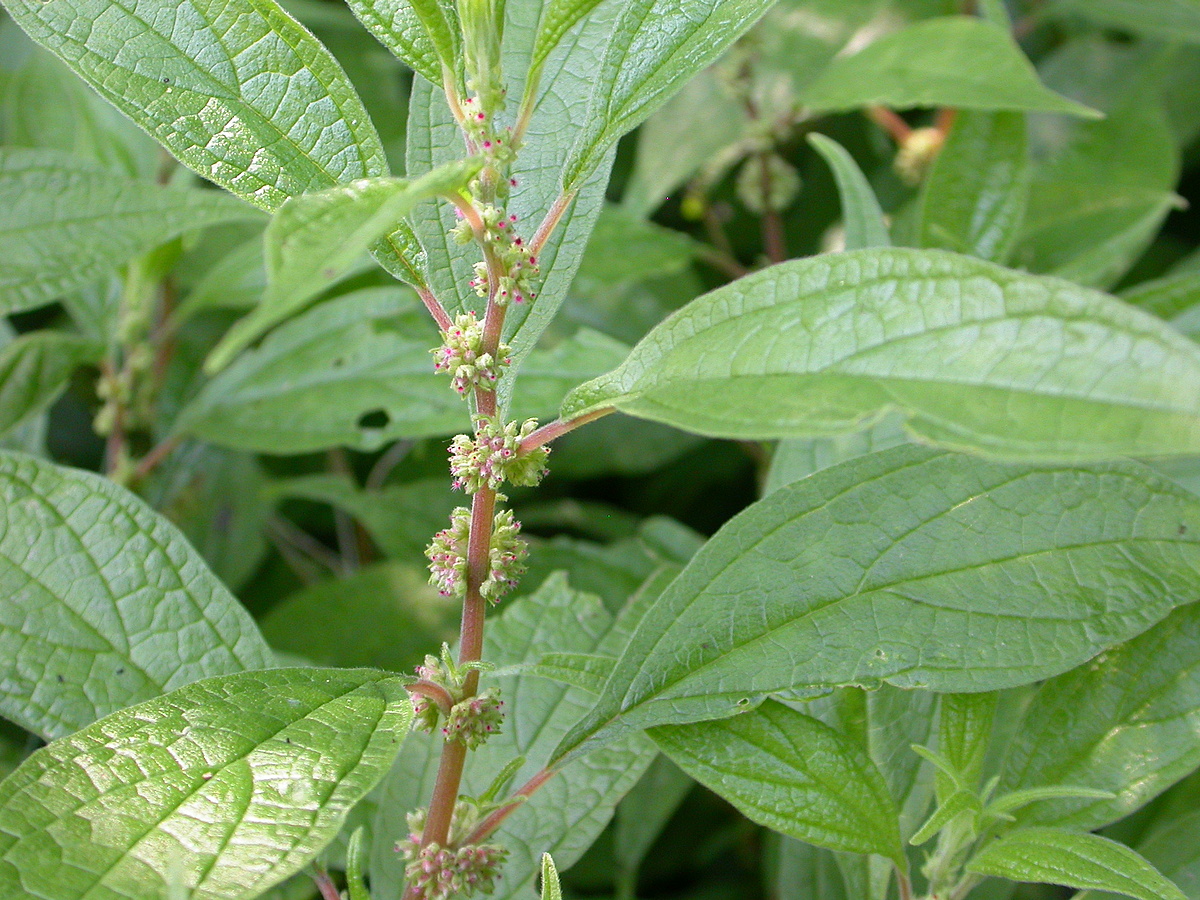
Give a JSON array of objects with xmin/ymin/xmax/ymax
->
[
  {"xmin": 562, "ymin": 248, "xmax": 1200, "ymax": 460},
  {"xmin": 553, "ymin": 446, "xmax": 1200, "ymax": 762},
  {"xmin": 0, "ymin": 452, "xmax": 275, "ymax": 740},
  {"xmin": 0, "ymin": 668, "xmax": 413, "ymax": 900}
]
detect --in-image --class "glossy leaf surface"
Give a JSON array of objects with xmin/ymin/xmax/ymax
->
[
  {"xmin": 562, "ymin": 248, "xmax": 1200, "ymax": 460},
  {"xmin": 0, "ymin": 0, "xmax": 388, "ymax": 210},
  {"xmin": 0, "ymin": 668, "xmax": 413, "ymax": 900},
  {"xmin": 554, "ymin": 446, "xmax": 1200, "ymax": 761}
]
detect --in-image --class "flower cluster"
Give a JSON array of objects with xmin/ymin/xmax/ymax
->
[
  {"xmin": 444, "ymin": 688, "xmax": 505, "ymax": 748},
  {"xmin": 424, "ymin": 505, "xmax": 528, "ymax": 603},
  {"xmin": 451, "ymin": 202, "xmax": 540, "ymax": 307},
  {"xmin": 432, "ymin": 313, "xmax": 512, "ymax": 395},
  {"xmin": 895, "ymin": 127, "xmax": 945, "ymax": 185},
  {"xmin": 399, "ymin": 802, "xmax": 508, "ymax": 900},
  {"xmin": 449, "ymin": 417, "xmax": 549, "ymax": 493}
]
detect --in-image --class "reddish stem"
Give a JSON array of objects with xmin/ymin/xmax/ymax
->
[
  {"xmin": 132, "ymin": 434, "xmax": 181, "ymax": 482},
  {"xmin": 312, "ymin": 868, "xmax": 342, "ymax": 900},
  {"xmin": 867, "ymin": 105, "xmax": 913, "ymax": 144},
  {"xmin": 518, "ymin": 408, "xmax": 614, "ymax": 453},
  {"xmin": 466, "ymin": 768, "xmax": 557, "ymax": 844},
  {"xmin": 530, "ymin": 190, "xmax": 575, "ymax": 257},
  {"xmin": 419, "ymin": 285, "xmax": 454, "ymax": 331},
  {"xmin": 408, "ymin": 680, "xmax": 456, "ymax": 715}
]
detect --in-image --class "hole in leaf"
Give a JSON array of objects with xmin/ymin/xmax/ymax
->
[{"xmin": 358, "ymin": 409, "xmax": 390, "ymax": 430}]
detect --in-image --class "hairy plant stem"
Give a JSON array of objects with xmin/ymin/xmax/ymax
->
[
  {"xmin": 519, "ymin": 407, "xmax": 614, "ymax": 452},
  {"xmin": 466, "ymin": 767, "xmax": 556, "ymax": 844},
  {"xmin": 896, "ymin": 865, "xmax": 914, "ymax": 900},
  {"xmin": 312, "ymin": 867, "xmax": 342, "ymax": 900}
]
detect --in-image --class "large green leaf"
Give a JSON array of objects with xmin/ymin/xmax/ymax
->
[
  {"xmin": 561, "ymin": 0, "xmax": 776, "ymax": 192},
  {"xmin": 968, "ymin": 828, "xmax": 1186, "ymax": 900},
  {"xmin": 653, "ymin": 701, "xmax": 904, "ymax": 864},
  {"xmin": 764, "ymin": 416, "xmax": 908, "ymax": 495},
  {"xmin": 344, "ymin": 0, "xmax": 442, "ymax": 84},
  {"xmin": 0, "ymin": 0, "xmax": 388, "ymax": 211},
  {"xmin": 206, "ymin": 160, "xmax": 480, "ymax": 371},
  {"xmin": 0, "ymin": 149, "xmax": 260, "ymax": 315},
  {"xmin": 0, "ymin": 668, "xmax": 413, "ymax": 900},
  {"xmin": 0, "ymin": 452, "xmax": 274, "ymax": 740},
  {"xmin": 1050, "ymin": 0, "xmax": 1200, "ymax": 45},
  {"xmin": 552, "ymin": 446, "xmax": 1200, "ymax": 762},
  {"xmin": 528, "ymin": 0, "xmax": 606, "ymax": 77},
  {"xmin": 799, "ymin": 18, "xmax": 1097, "ymax": 117},
  {"xmin": 995, "ymin": 605, "xmax": 1200, "ymax": 832},
  {"xmin": 370, "ymin": 575, "xmax": 657, "ymax": 899},
  {"xmin": 0, "ymin": 332, "xmax": 100, "ymax": 440},
  {"xmin": 561, "ymin": 247, "xmax": 1200, "ymax": 460},
  {"xmin": 1124, "ymin": 271, "xmax": 1200, "ymax": 342},
  {"xmin": 914, "ymin": 111, "xmax": 1029, "ymax": 265}
]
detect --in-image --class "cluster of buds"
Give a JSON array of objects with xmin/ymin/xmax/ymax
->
[
  {"xmin": 399, "ymin": 801, "xmax": 508, "ymax": 900},
  {"xmin": 895, "ymin": 127, "xmax": 945, "ymax": 185},
  {"xmin": 451, "ymin": 203, "xmax": 540, "ymax": 306},
  {"xmin": 449, "ymin": 417, "xmax": 549, "ymax": 493},
  {"xmin": 432, "ymin": 313, "xmax": 512, "ymax": 395},
  {"xmin": 461, "ymin": 96, "xmax": 516, "ymax": 168},
  {"xmin": 425, "ymin": 504, "xmax": 528, "ymax": 603},
  {"xmin": 411, "ymin": 647, "xmax": 506, "ymax": 746}
]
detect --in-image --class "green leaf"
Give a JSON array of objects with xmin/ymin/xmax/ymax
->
[
  {"xmin": 967, "ymin": 828, "xmax": 1186, "ymax": 900},
  {"xmin": 653, "ymin": 701, "xmax": 904, "ymax": 863},
  {"xmin": 1013, "ymin": 102, "xmax": 1181, "ymax": 290},
  {"xmin": 0, "ymin": 332, "xmax": 100, "ymax": 440},
  {"xmin": 914, "ymin": 111, "xmax": 1030, "ymax": 265},
  {"xmin": 0, "ymin": 668, "xmax": 413, "ymax": 900},
  {"xmin": 614, "ymin": 756, "xmax": 693, "ymax": 876},
  {"xmin": 799, "ymin": 18, "xmax": 1099, "ymax": 117},
  {"xmin": 553, "ymin": 446, "xmax": 1200, "ymax": 762},
  {"xmin": 181, "ymin": 287, "xmax": 461, "ymax": 453},
  {"xmin": 259, "ymin": 562, "xmax": 457, "ymax": 672},
  {"xmin": 370, "ymin": 575, "xmax": 657, "ymax": 899},
  {"xmin": 0, "ymin": 451, "xmax": 274, "ymax": 740},
  {"xmin": 1050, "ymin": 0, "xmax": 1200, "ymax": 45},
  {"xmin": 576, "ymin": 205, "xmax": 702, "ymax": 285},
  {"xmin": 807, "ymin": 134, "xmax": 891, "ymax": 251},
  {"xmin": 345, "ymin": 827, "xmax": 370, "ymax": 900},
  {"xmin": 206, "ymin": 161, "xmax": 479, "ymax": 372},
  {"xmin": 561, "ymin": 0, "xmax": 777, "ymax": 191},
  {"xmin": 0, "ymin": 149, "xmax": 261, "ymax": 315},
  {"xmin": 986, "ymin": 785, "xmax": 1115, "ymax": 817},
  {"xmin": 996, "ymin": 604, "xmax": 1200, "ymax": 832},
  {"xmin": 529, "ymin": 0, "xmax": 606, "ymax": 77},
  {"xmin": 910, "ymin": 790, "xmax": 980, "ymax": 846},
  {"xmin": 540, "ymin": 853, "xmax": 562, "ymax": 900},
  {"xmin": 346, "ymin": 0, "xmax": 459, "ymax": 85},
  {"xmin": 764, "ymin": 416, "xmax": 908, "ymax": 495},
  {"xmin": 938, "ymin": 693, "xmax": 998, "ymax": 793},
  {"xmin": 560, "ymin": 247, "xmax": 1200, "ymax": 459},
  {"xmin": 0, "ymin": 0, "xmax": 388, "ymax": 210}
]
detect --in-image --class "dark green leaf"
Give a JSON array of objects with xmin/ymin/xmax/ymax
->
[
  {"xmin": 997, "ymin": 604, "xmax": 1200, "ymax": 831},
  {"xmin": 0, "ymin": 668, "xmax": 413, "ymax": 900},
  {"xmin": 0, "ymin": 0, "xmax": 388, "ymax": 210},
  {"xmin": 554, "ymin": 447, "xmax": 1200, "ymax": 761},
  {"xmin": 0, "ymin": 332, "xmax": 99, "ymax": 440},
  {"xmin": 653, "ymin": 701, "xmax": 904, "ymax": 863},
  {"xmin": 914, "ymin": 111, "xmax": 1029, "ymax": 264},
  {"xmin": 0, "ymin": 451, "xmax": 274, "ymax": 740},
  {"xmin": 968, "ymin": 828, "xmax": 1186, "ymax": 900},
  {"xmin": 1050, "ymin": 0, "xmax": 1200, "ymax": 45},
  {"xmin": 561, "ymin": 248, "xmax": 1200, "ymax": 459},
  {"xmin": 0, "ymin": 149, "xmax": 260, "ymax": 315},
  {"xmin": 346, "ymin": 0, "xmax": 458, "ymax": 84}
]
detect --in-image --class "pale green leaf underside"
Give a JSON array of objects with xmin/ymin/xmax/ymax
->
[
  {"xmin": 652, "ymin": 701, "xmax": 904, "ymax": 863},
  {"xmin": 554, "ymin": 446, "xmax": 1200, "ymax": 762},
  {"xmin": 562, "ymin": 247, "xmax": 1200, "ymax": 461},
  {"xmin": 807, "ymin": 133, "xmax": 891, "ymax": 252},
  {"xmin": 997, "ymin": 604, "xmax": 1200, "ymax": 832},
  {"xmin": 0, "ymin": 668, "xmax": 413, "ymax": 900},
  {"xmin": 206, "ymin": 159, "xmax": 480, "ymax": 371},
  {"xmin": 968, "ymin": 828, "xmax": 1186, "ymax": 900},
  {"xmin": 0, "ymin": 148, "xmax": 261, "ymax": 315},
  {"xmin": 799, "ymin": 18, "xmax": 1099, "ymax": 117},
  {"xmin": 0, "ymin": 452, "xmax": 275, "ymax": 740},
  {"xmin": 0, "ymin": 0, "xmax": 388, "ymax": 210},
  {"xmin": 562, "ymin": 0, "xmax": 776, "ymax": 190},
  {"xmin": 530, "ymin": 0, "xmax": 605, "ymax": 74}
]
